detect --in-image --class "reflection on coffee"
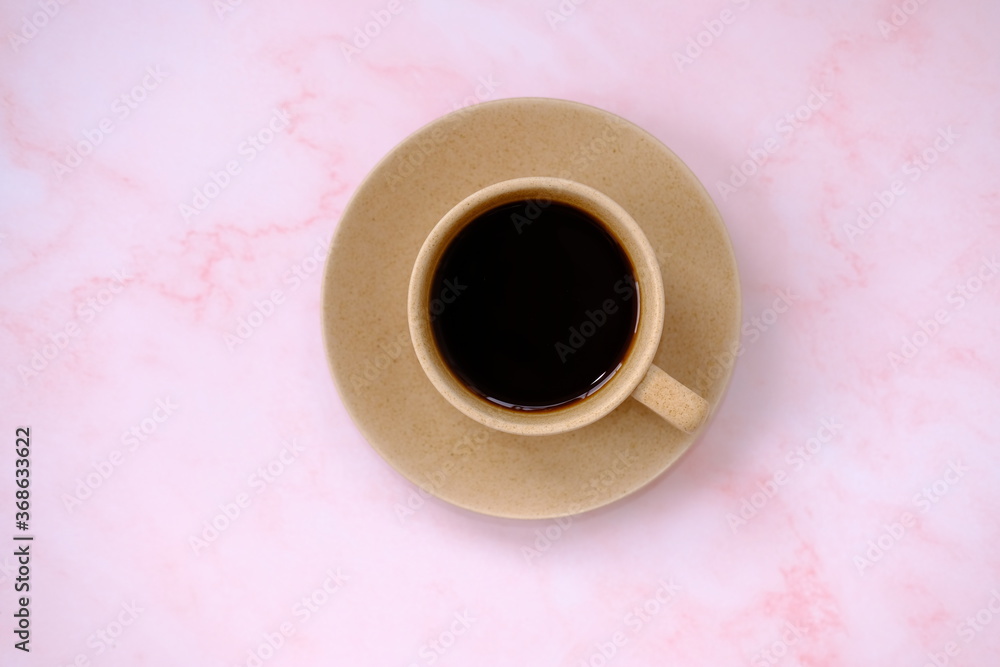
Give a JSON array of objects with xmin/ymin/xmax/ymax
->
[{"xmin": 429, "ymin": 200, "xmax": 639, "ymax": 410}]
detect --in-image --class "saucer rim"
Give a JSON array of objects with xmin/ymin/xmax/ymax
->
[{"xmin": 321, "ymin": 96, "xmax": 742, "ymax": 519}]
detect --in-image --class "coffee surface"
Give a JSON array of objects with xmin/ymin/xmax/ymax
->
[{"xmin": 429, "ymin": 199, "xmax": 639, "ymax": 410}]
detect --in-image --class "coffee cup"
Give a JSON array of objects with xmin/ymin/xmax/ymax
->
[{"xmin": 408, "ymin": 177, "xmax": 708, "ymax": 436}]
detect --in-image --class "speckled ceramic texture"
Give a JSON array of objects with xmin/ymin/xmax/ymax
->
[{"xmin": 322, "ymin": 97, "xmax": 741, "ymax": 519}]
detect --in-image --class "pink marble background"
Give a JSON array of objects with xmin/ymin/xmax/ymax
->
[{"xmin": 2, "ymin": 0, "xmax": 999, "ymax": 665}]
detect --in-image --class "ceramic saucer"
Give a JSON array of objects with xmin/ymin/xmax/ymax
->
[{"xmin": 322, "ymin": 97, "xmax": 740, "ymax": 519}]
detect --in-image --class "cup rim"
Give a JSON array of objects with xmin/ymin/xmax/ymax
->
[{"xmin": 407, "ymin": 176, "xmax": 665, "ymax": 436}]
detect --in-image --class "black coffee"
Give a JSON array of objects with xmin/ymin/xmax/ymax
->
[{"xmin": 429, "ymin": 199, "xmax": 639, "ymax": 410}]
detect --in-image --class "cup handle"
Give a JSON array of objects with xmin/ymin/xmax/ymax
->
[{"xmin": 631, "ymin": 364, "xmax": 709, "ymax": 434}]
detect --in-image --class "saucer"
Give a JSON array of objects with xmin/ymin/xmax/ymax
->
[{"xmin": 322, "ymin": 97, "xmax": 740, "ymax": 519}]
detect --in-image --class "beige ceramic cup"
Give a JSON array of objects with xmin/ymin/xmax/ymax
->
[{"xmin": 408, "ymin": 177, "xmax": 708, "ymax": 436}]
